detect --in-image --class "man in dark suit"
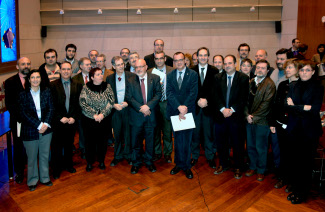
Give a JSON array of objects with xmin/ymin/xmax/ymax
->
[
  {"xmin": 144, "ymin": 39, "xmax": 173, "ymax": 69},
  {"xmin": 120, "ymin": 48, "xmax": 130, "ymax": 70},
  {"xmin": 212, "ymin": 55, "xmax": 249, "ymax": 179},
  {"xmin": 167, "ymin": 52, "xmax": 198, "ymax": 179},
  {"xmin": 250, "ymin": 49, "xmax": 275, "ymax": 78},
  {"xmin": 148, "ymin": 51, "xmax": 174, "ymax": 163},
  {"xmin": 107, "ymin": 56, "xmax": 135, "ymax": 166},
  {"xmin": 126, "ymin": 52, "xmax": 139, "ymax": 73},
  {"xmin": 191, "ymin": 47, "xmax": 219, "ymax": 169},
  {"xmin": 126, "ymin": 59, "xmax": 162, "ymax": 174},
  {"xmin": 50, "ymin": 61, "xmax": 82, "ymax": 179},
  {"xmin": 72, "ymin": 57, "xmax": 91, "ymax": 159},
  {"xmin": 4, "ymin": 57, "xmax": 31, "ymax": 184}
]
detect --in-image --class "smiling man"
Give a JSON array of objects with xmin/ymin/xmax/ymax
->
[
  {"xmin": 125, "ymin": 59, "xmax": 161, "ymax": 174},
  {"xmin": 144, "ymin": 39, "xmax": 173, "ymax": 69},
  {"xmin": 39, "ymin": 49, "xmax": 59, "ymax": 86},
  {"xmin": 50, "ymin": 61, "xmax": 82, "ymax": 179},
  {"xmin": 191, "ymin": 47, "xmax": 219, "ymax": 169}
]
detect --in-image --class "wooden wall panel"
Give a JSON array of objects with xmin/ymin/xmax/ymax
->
[{"xmin": 297, "ymin": 0, "xmax": 325, "ymax": 59}]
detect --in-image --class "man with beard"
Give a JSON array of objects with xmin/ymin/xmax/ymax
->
[
  {"xmin": 144, "ymin": 39, "xmax": 173, "ymax": 69},
  {"xmin": 4, "ymin": 57, "xmax": 31, "ymax": 184},
  {"xmin": 270, "ymin": 48, "xmax": 289, "ymax": 88},
  {"xmin": 120, "ymin": 48, "xmax": 130, "ymax": 70},
  {"xmin": 88, "ymin": 50, "xmax": 99, "ymax": 68},
  {"xmin": 62, "ymin": 44, "xmax": 79, "ymax": 77},
  {"xmin": 236, "ymin": 43, "xmax": 254, "ymax": 70},
  {"xmin": 245, "ymin": 59, "xmax": 276, "ymax": 182}
]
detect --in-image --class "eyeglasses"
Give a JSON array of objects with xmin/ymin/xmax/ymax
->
[
  {"xmin": 154, "ymin": 44, "xmax": 164, "ymax": 47},
  {"xmin": 135, "ymin": 65, "xmax": 146, "ymax": 69}
]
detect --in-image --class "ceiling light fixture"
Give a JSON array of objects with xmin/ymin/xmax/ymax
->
[{"xmin": 137, "ymin": 9, "xmax": 141, "ymax": 15}]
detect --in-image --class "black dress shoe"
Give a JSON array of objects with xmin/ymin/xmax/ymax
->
[
  {"xmin": 147, "ymin": 164, "xmax": 157, "ymax": 173},
  {"xmin": 131, "ymin": 166, "xmax": 140, "ymax": 174},
  {"xmin": 98, "ymin": 163, "xmax": 106, "ymax": 170},
  {"xmin": 153, "ymin": 154, "xmax": 162, "ymax": 162},
  {"xmin": 191, "ymin": 159, "xmax": 198, "ymax": 167},
  {"xmin": 41, "ymin": 181, "xmax": 53, "ymax": 186},
  {"xmin": 28, "ymin": 185, "xmax": 37, "ymax": 191},
  {"xmin": 86, "ymin": 164, "xmax": 93, "ymax": 172},
  {"xmin": 274, "ymin": 179, "xmax": 285, "ymax": 189},
  {"xmin": 291, "ymin": 194, "xmax": 306, "ymax": 204},
  {"xmin": 165, "ymin": 155, "xmax": 172, "ymax": 163},
  {"xmin": 15, "ymin": 175, "xmax": 24, "ymax": 184},
  {"xmin": 110, "ymin": 158, "xmax": 121, "ymax": 167},
  {"xmin": 53, "ymin": 172, "xmax": 61, "ymax": 179},
  {"xmin": 287, "ymin": 192, "xmax": 296, "ymax": 201},
  {"xmin": 170, "ymin": 166, "xmax": 181, "ymax": 175},
  {"xmin": 185, "ymin": 169, "xmax": 193, "ymax": 179},
  {"xmin": 285, "ymin": 185, "xmax": 293, "ymax": 193},
  {"xmin": 207, "ymin": 159, "xmax": 216, "ymax": 169},
  {"xmin": 66, "ymin": 167, "xmax": 76, "ymax": 173}
]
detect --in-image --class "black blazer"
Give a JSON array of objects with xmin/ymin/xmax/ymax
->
[
  {"xmin": 166, "ymin": 67, "xmax": 198, "ymax": 119},
  {"xmin": 212, "ymin": 71, "xmax": 249, "ymax": 123},
  {"xmin": 4, "ymin": 73, "xmax": 25, "ymax": 127},
  {"xmin": 144, "ymin": 53, "xmax": 173, "ymax": 69},
  {"xmin": 106, "ymin": 71, "xmax": 135, "ymax": 116},
  {"xmin": 286, "ymin": 79, "xmax": 324, "ymax": 138},
  {"xmin": 72, "ymin": 72, "xmax": 86, "ymax": 86},
  {"xmin": 125, "ymin": 73, "xmax": 162, "ymax": 127},
  {"xmin": 49, "ymin": 78, "xmax": 83, "ymax": 128},
  {"xmin": 192, "ymin": 64, "xmax": 219, "ymax": 115},
  {"xmin": 19, "ymin": 88, "xmax": 54, "ymax": 141}
]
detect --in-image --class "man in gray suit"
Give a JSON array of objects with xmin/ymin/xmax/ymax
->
[{"xmin": 148, "ymin": 51, "xmax": 174, "ymax": 163}]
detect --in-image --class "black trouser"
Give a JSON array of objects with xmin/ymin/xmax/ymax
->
[
  {"xmin": 81, "ymin": 115, "xmax": 109, "ymax": 165},
  {"xmin": 112, "ymin": 108, "xmax": 131, "ymax": 160},
  {"xmin": 275, "ymin": 122, "xmax": 288, "ymax": 181},
  {"xmin": 11, "ymin": 126, "xmax": 26, "ymax": 176},
  {"xmin": 51, "ymin": 123, "xmax": 76, "ymax": 174}
]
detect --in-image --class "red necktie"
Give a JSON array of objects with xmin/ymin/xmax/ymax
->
[
  {"xmin": 141, "ymin": 78, "xmax": 146, "ymax": 104},
  {"xmin": 118, "ymin": 77, "xmax": 121, "ymax": 82},
  {"xmin": 85, "ymin": 76, "xmax": 88, "ymax": 84}
]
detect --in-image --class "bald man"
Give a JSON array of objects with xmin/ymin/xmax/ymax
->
[
  {"xmin": 5, "ymin": 57, "xmax": 31, "ymax": 183},
  {"xmin": 125, "ymin": 59, "xmax": 162, "ymax": 174},
  {"xmin": 250, "ymin": 49, "xmax": 275, "ymax": 78}
]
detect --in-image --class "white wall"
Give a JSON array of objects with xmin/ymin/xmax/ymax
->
[{"xmin": 0, "ymin": 0, "xmax": 298, "ymax": 84}]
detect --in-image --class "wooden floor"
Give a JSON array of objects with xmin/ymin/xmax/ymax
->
[{"xmin": 0, "ymin": 144, "xmax": 324, "ymax": 212}]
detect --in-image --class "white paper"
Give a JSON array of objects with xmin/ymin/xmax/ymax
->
[
  {"xmin": 17, "ymin": 122, "xmax": 21, "ymax": 137},
  {"xmin": 170, "ymin": 113, "xmax": 196, "ymax": 131},
  {"xmin": 151, "ymin": 68, "xmax": 165, "ymax": 82}
]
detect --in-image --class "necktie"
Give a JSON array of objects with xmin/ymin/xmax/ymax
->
[
  {"xmin": 200, "ymin": 67, "xmax": 205, "ymax": 85},
  {"xmin": 226, "ymin": 76, "xmax": 232, "ymax": 108},
  {"xmin": 85, "ymin": 76, "xmax": 88, "ymax": 84},
  {"xmin": 63, "ymin": 81, "xmax": 70, "ymax": 112},
  {"xmin": 159, "ymin": 69, "xmax": 165, "ymax": 101},
  {"xmin": 118, "ymin": 77, "xmax": 121, "ymax": 82},
  {"xmin": 141, "ymin": 78, "xmax": 147, "ymax": 104},
  {"xmin": 178, "ymin": 71, "xmax": 183, "ymax": 89}
]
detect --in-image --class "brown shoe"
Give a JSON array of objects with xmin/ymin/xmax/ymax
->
[
  {"xmin": 245, "ymin": 169, "xmax": 255, "ymax": 177},
  {"xmin": 257, "ymin": 174, "xmax": 264, "ymax": 181},
  {"xmin": 234, "ymin": 169, "xmax": 242, "ymax": 179},
  {"xmin": 214, "ymin": 166, "xmax": 228, "ymax": 175}
]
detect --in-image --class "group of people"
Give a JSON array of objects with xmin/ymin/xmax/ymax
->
[{"xmin": 4, "ymin": 38, "xmax": 324, "ymax": 204}]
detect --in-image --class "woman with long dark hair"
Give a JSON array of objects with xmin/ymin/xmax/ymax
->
[
  {"xmin": 19, "ymin": 69, "xmax": 54, "ymax": 191},
  {"xmin": 286, "ymin": 60, "xmax": 324, "ymax": 204},
  {"xmin": 311, "ymin": 44, "xmax": 325, "ymax": 64},
  {"xmin": 79, "ymin": 67, "xmax": 114, "ymax": 172}
]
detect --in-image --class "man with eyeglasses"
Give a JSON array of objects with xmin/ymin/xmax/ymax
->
[
  {"xmin": 167, "ymin": 52, "xmax": 198, "ymax": 179},
  {"xmin": 148, "ymin": 51, "xmax": 174, "ymax": 163},
  {"xmin": 144, "ymin": 39, "xmax": 173, "ymax": 69},
  {"xmin": 125, "ymin": 59, "xmax": 162, "ymax": 174},
  {"xmin": 107, "ymin": 56, "xmax": 135, "ymax": 167}
]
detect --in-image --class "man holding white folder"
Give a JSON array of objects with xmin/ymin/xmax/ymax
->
[{"xmin": 166, "ymin": 52, "xmax": 198, "ymax": 179}]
